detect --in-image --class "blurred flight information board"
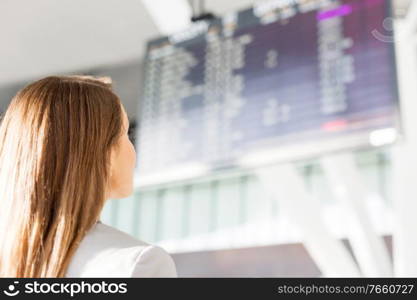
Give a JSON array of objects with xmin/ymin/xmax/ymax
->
[{"xmin": 136, "ymin": 0, "xmax": 399, "ymax": 184}]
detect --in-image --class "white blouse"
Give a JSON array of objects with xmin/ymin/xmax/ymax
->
[{"xmin": 65, "ymin": 220, "xmax": 177, "ymax": 277}]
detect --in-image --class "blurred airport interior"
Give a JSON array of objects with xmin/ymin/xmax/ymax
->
[{"xmin": 2, "ymin": 0, "xmax": 417, "ymax": 277}]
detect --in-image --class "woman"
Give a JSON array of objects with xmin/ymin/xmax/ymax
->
[{"xmin": 0, "ymin": 76, "xmax": 177, "ymax": 277}]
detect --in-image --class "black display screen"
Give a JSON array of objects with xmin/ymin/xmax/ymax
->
[{"xmin": 137, "ymin": 0, "xmax": 399, "ymax": 183}]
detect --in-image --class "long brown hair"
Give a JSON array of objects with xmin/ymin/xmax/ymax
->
[{"xmin": 0, "ymin": 76, "xmax": 124, "ymax": 277}]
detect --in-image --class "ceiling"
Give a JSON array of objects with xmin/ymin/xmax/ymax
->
[
  {"xmin": 0, "ymin": 0, "xmax": 159, "ymax": 86},
  {"xmin": 0, "ymin": 0, "xmax": 412, "ymax": 86},
  {"xmin": 394, "ymin": 0, "xmax": 412, "ymax": 17}
]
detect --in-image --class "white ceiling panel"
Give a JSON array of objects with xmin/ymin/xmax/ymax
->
[{"xmin": 0, "ymin": 0, "xmax": 159, "ymax": 85}]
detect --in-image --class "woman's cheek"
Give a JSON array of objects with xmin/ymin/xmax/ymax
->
[{"xmin": 131, "ymin": 145, "xmax": 137, "ymax": 169}]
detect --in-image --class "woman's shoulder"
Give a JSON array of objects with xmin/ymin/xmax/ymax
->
[
  {"xmin": 86, "ymin": 220, "xmax": 149, "ymax": 248},
  {"xmin": 65, "ymin": 221, "xmax": 177, "ymax": 278}
]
